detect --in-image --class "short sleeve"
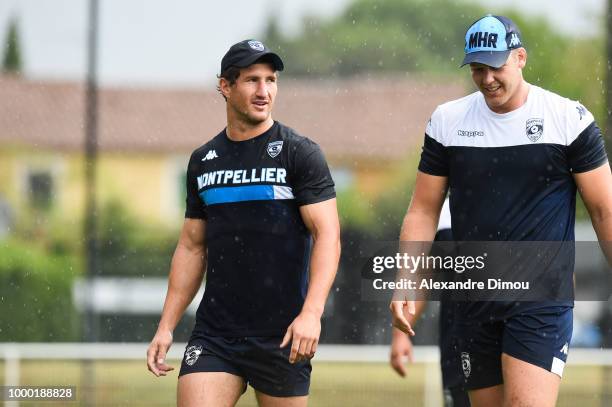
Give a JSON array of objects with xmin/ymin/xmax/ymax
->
[
  {"xmin": 418, "ymin": 107, "xmax": 449, "ymax": 176},
  {"xmin": 291, "ymin": 139, "xmax": 336, "ymax": 206},
  {"xmin": 567, "ymin": 121, "xmax": 608, "ymax": 173},
  {"xmin": 184, "ymin": 152, "xmax": 207, "ymax": 219},
  {"xmin": 567, "ymin": 101, "xmax": 595, "ymax": 138},
  {"xmin": 566, "ymin": 101, "xmax": 608, "ymax": 173}
]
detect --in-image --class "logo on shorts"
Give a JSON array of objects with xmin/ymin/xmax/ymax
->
[
  {"xmin": 184, "ymin": 345, "xmax": 203, "ymax": 366},
  {"xmin": 461, "ymin": 352, "xmax": 471, "ymax": 378},
  {"xmin": 526, "ymin": 118, "xmax": 544, "ymax": 142},
  {"xmin": 248, "ymin": 40, "xmax": 265, "ymax": 51},
  {"xmin": 560, "ymin": 343, "xmax": 569, "ymax": 355},
  {"xmin": 267, "ymin": 141, "xmax": 283, "ymax": 158}
]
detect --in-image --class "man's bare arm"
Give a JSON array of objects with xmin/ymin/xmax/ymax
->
[
  {"xmin": 390, "ymin": 171, "xmax": 448, "ymax": 335},
  {"xmin": 400, "ymin": 172, "xmax": 448, "ymax": 241},
  {"xmin": 280, "ymin": 198, "xmax": 341, "ymax": 363},
  {"xmin": 147, "ymin": 218, "xmax": 207, "ymax": 376},
  {"xmin": 574, "ymin": 163, "xmax": 612, "ymax": 264}
]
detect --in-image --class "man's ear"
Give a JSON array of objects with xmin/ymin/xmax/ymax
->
[
  {"xmin": 219, "ymin": 78, "xmax": 231, "ymax": 99},
  {"xmin": 516, "ymin": 48, "xmax": 527, "ymax": 69}
]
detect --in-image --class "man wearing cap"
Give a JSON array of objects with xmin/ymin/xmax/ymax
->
[
  {"xmin": 390, "ymin": 14, "xmax": 611, "ymax": 406},
  {"xmin": 146, "ymin": 39, "xmax": 340, "ymax": 407}
]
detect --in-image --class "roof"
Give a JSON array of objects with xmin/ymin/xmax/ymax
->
[{"xmin": 0, "ymin": 75, "xmax": 467, "ymax": 160}]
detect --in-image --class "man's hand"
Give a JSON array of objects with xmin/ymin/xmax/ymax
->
[
  {"xmin": 390, "ymin": 329, "xmax": 414, "ymax": 377},
  {"xmin": 389, "ymin": 300, "xmax": 415, "ymax": 336},
  {"xmin": 146, "ymin": 329, "xmax": 175, "ymax": 377},
  {"xmin": 280, "ymin": 311, "xmax": 321, "ymax": 364}
]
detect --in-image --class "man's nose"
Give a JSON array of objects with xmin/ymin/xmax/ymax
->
[
  {"xmin": 255, "ymin": 80, "xmax": 268, "ymax": 96},
  {"xmin": 482, "ymin": 68, "xmax": 495, "ymax": 84}
]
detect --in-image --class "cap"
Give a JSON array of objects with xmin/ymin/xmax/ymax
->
[
  {"xmin": 461, "ymin": 15, "xmax": 523, "ymax": 68},
  {"xmin": 220, "ymin": 39, "xmax": 284, "ymax": 74}
]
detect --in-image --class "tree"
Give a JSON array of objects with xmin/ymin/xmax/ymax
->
[
  {"xmin": 263, "ymin": 13, "xmax": 282, "ymax": 48},
  {"xmin": 263, "ymin": 0, "xmax": 487, "ymax": 77},
  {"xmin": 2, "ymin": 17, "xmax": 22, "ymax": 74},
  {"xmin": 263, "ymin": 0, "xmax": 605, "ymax": 124}
]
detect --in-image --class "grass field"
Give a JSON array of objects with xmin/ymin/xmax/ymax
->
[{"xmin": 1, "ymin": 360, "xmax": 610, "ymax": 406}]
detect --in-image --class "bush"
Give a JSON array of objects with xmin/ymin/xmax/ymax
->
[
  {"xmin": 97, "ymin": 201, "xmax": 176, "ymax": 277},
  {"xmin": 0, "ymin": 239, "xmax": 79, "ymax": 341}
]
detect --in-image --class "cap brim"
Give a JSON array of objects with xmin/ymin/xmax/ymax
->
[
  {"xmin": 235, "ymin": 52, "xmax": 284, "ymax": 71},
  {"xmin": 461, "ymin": 50, "xmax": 510, "ymax": 68}
]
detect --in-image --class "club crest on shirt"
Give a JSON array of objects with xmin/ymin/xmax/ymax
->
[
  {"xmin": 267, "ymin": 141, "xmax": 283, "ymax": 158},
  {"xmin": 461, "ymin": 352, "xmax": 471, "ymax": 378},
  {"xmin": 184, "ymin": 345, "xmax": 203, "ymax": 366},
  {"xmin": 526, "ymin": 118, "xmax": 544, "ymax": 142}
]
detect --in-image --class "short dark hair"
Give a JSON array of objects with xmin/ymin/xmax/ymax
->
[{"xmin": 216, "ymin": 66, "xmax": 241, "ymax": 100}]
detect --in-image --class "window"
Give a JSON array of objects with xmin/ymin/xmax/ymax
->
[{"xmin": 28, "ymin": 170, "xmax": 54, "ymax": 210}]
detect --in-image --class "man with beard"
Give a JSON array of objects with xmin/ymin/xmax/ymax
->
[{"xmin": 147, "ymin": 39, "xmax": 340, "ymax": 407}]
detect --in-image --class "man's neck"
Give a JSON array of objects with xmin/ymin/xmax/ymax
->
[{"xmin": 226, "ymin": 117, "xmax": 274, "ymax": 142}]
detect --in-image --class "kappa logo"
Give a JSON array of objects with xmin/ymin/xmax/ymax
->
[
  {"xmin": 461, "ymin": 352, "xmax": 471, "ymax": 378},
  {"xmin": 458, "ymin": 129, "xmax": 485, "ymax": 137},
  {"xmin": 248, "ymin": 40, "xmax": 265, "ymax": 51},
  {"xmin": 267, "ymin": 141, "xmax": 283, "ymax": 158},
  {"xmin": 561, "ymin": 343, "xmax": 569, "ymax": 356},
  {"xmin": 509, "ymin": 33, "xmax": 521, "ymax": 47},
  {"xmin": 526, "ymin": 118, "xmax": 544, "ymax": 142},
  {"xmin": 576, "ymin": 104, "xmax": 587, "ymax": 121},
  {"xmin": 202, "ymin": 150, "xmax": 218, "ymax": 161},
  {"xmin": 184, "ymin": 345, "xmax": 203, "ymax": 366}
]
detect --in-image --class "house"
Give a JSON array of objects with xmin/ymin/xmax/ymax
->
[{"xmin": 0, "ymin": 75, "xmax": 467, "ymax": 228}]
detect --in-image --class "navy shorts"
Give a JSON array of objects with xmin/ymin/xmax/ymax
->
[
  {"xmin": 178, "ymin": 335, "xmax": 311, "ymax": 397},
  {"xmin": 441, "ymin": 333, "xmax": 471, "ymax": 406},
  {"xmin": 457, "ymin": 304, "xmax": 572, "ymax": 390}
]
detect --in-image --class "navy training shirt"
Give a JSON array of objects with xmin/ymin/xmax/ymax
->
[
  {"xmin": 419, "ymin": 85, "xmax": 607, "ymax": 242},
  {"xmin": 185, "ymin": 121, "xmax": 336, "ymax": 337},
  {"xmin": 418, "ymin": 85, "xmax": 608, "ymax": 313}
]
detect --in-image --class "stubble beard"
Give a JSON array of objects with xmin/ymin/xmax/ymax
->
[{"xmin": 230, "ymin": 101, "xmax": 271, "ymax": 127}]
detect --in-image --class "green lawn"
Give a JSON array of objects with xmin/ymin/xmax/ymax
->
[{"xmin": 0, "ymin": 360, "xmax": 610, "ymax": 406}]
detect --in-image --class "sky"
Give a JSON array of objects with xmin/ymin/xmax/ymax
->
[{"xmin": 0, "ymin": 0, "xmax": 606, "ymax": 87}]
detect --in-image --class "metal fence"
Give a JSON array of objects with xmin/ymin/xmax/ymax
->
[{"xmin": 1, "ymin": 343, "xmax": 611, "ymax": 407}]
